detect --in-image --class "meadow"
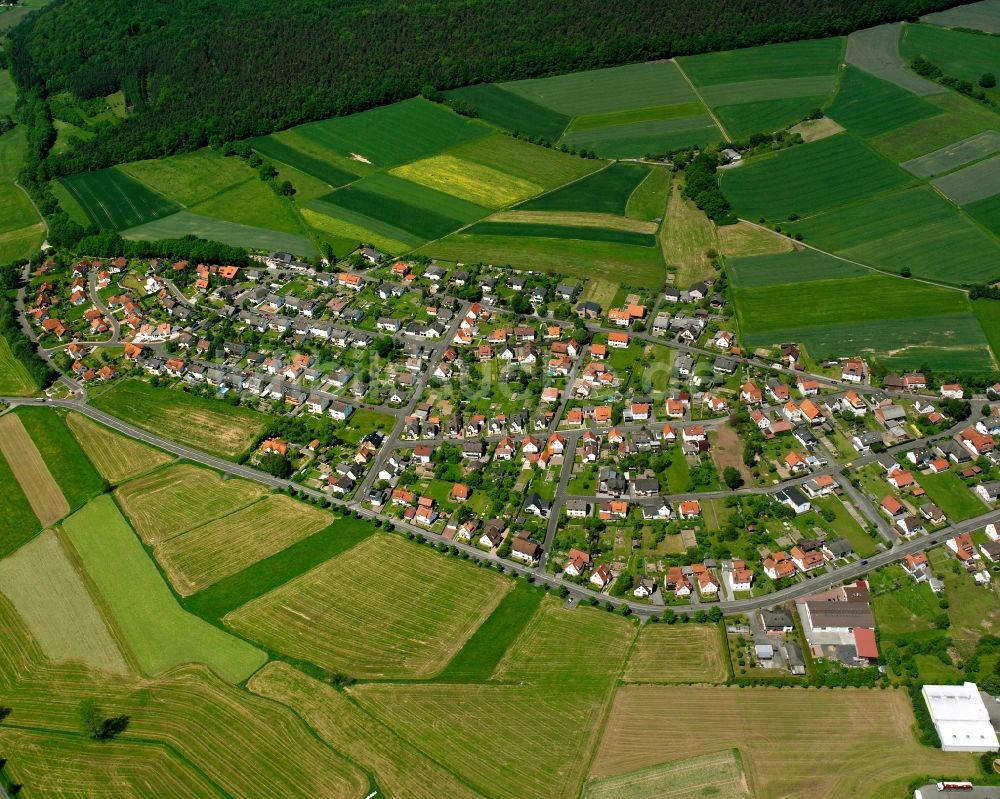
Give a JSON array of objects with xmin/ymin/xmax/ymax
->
[
  {"xmin": 660, "ymin": 179, "xmax": 718, "ymax": 288},
  {"xmin": 0, "ymin": 335, "xmax": 37, "ymax": 395},
  {"xmin": 966, "ymin": 192, "xmax": 1000, "ymax": 240},
  {"xmin": 900, "ymin": 130, "xmax": 1000, "ymax": 178},
  {"xmin": 227, "ymin": 534, "xmax": 511, "ymax": 679},
  {"xmin": 90, "ymin": 379, "xmax": 267, "ymax": 459},
  {"xmin": 591, "ymin": 685, "xmax": 976, "ymax": 799},
  {"xmin": 0, "ymin": 413, "xmax": 69, "ymax": 527},
  {"xmin": 919, "ymin": 471, "xmax": 989, "ymax": 521},
  {"xmin": 445, "ymin": 83, "xmax": 570, "ymax": 141},
  {"xmin": 522, "ymin": 162, "xmax": 650, "ymax": 215},
  {"xmin": 583, "ymin": 750, "xmax": 749, "ymax": 799},
  {"xmin": 717, "ymin": 221, "xmax": 794, "ymax": 258},
  {"xmin": 0, "ymin": 530, "xmax": 129, "ymax": 675},
  {"xmin": 0, "ymin": 130, "xmax": 44, "ymax": 262},
  {"xmin": 57, "ymin": 167, "xmax": 181, "ymax": 230},
  {"xmin": 626, "ymin": 165, "xmax": 672, "ymax": 221},
  {"xmin": 623, "ymin": 624, "xmax": 729, "ymax": 683},
  {"xmin": 118, "ymin": 148, "xmax": 258, "ymax": 206},
  {"xmin": 871, "ymin": 565, "xmax": 943, "ymax": 636},
  {"xmin": 845, "ymin": 23, "xmax": 945, "ymax": 95},
  {"xmin": 451, "ymin": 132, "xmax": 601, "ymax": 189},
  {"xmin": 65, "ymin": 411, "xmax": 173, "ymax": 483},
  {"xmin": 826, "ymin": 67, "xmax": 940, "ymax": 139},
  {"xmin": 61, "ymin": 495, "xmax": 266, "ymax": 682},
  {"xmin": 974, "ymin": 298, "xmax": 1000, "ymax": 362},
  {"xmin": 492, "ymin": 210, "xmax": 658, "ymax": 234},
  {"xmin": 303, "ymin": 199, "xmax": 422, "ymax": 251},
  {"xmin": 932, "ymin": 153, "xmax": 1000, "ymax": 204},
  {"xmin": 561, "ymin": 113, "xmax": 722, "ymax": 158}
]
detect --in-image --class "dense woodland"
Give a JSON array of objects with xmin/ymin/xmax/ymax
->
[{"xmin": 6, "ymin": 0, "xmax": 968, "ymax": 174}]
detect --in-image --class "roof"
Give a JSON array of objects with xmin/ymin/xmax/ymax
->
[{"xmin": 853, "ymin": 627, "xmax": 878, "ymax": 659}]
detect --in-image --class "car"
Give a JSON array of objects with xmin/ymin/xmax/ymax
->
[{"xmin": 861, "ymin": 560, "xmax": 869, "ymax": 565}]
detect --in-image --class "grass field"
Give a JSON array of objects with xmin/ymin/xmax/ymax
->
[
  {"xmin": 715, "ymin": 95, "xmax": 832, "ymax": 140},
  {"xmin": 118, "ymin": 149, "xmax": 256, "ymax": 206},
  {"xmin": 871, "ymin": 566, "xmax": 941, "ymax": 635},
  {"xmin": 450, "ymin": 131, "xmax": 601, "ymax": 189},
  {"xmin": 300, "ymin": 205, "xmax": 412, "ymax": 254},
  {"xmin": 623, "ymin": 624, "xmax": 729, "ymax": 683},
  {"xmin": 465, "ymin": 220, "xmax": 655, "ymax": 246},
  {"xmin": 115, "ymin": 463, "xmax": 267, "ymax": 544},
  {"xmin": 973, "ymin": 298, "xmax": 1000, "ymax": 362},
  {"xmin": 154, "ymin": 495, "xmax": 333, "ymax": 596},
  {"xmin": 0, "ymin": 530, "xmax": 129, "ymax": 675},
  {"xmin": 0, "ymin": 447, "xmax": 40, "ymax": 556},
  {"xmin": 872, "ymin": 92, "xmax": 1000, "ymax": 162},
  {"xmin": 902, "ymin": 23, "xmax": 1000, "ymax": 103},
  {"xmin": 521, "ymin": 162, "xmax": 651, "ymax": 215},
  {"xmin": 123, "ymin": 209, "xmax": 318, "ymax": 255},
  {"xmin": 0, "ymin": 413, "xmax": 68, "ymax": 527},
  {"xmin": 15, "ymin": 407, "xmax": 104, "ymax": 511},
  {"xmin": 0, "ymin": 335, "xmax": 37, "ymax": 395},
  {"xmin": 918, "ymin": 471, "xmax": 987, "ymax": 521},
  {"xmin": 227, "ymin": 534, "xmax": 511, "ymax": 678},
  {"xmin": 661, "ymin": 178, "xmax": 718, "ymax": 288},
  {"xmin": 391, "ymin": 152, "xmax": 541, "ymax": 207},
  {"xmin": 717, "ymin": 221, "xmax": 794, "ymax": 257},
  {"xmin": 932, "ymin": 153, "xmax": 1000, "ymax": 204},
  {"xmin": 250, "ymin": 134, "xmax": 359, "ymax": 187},
  {"xmin": 721, "ymin": 133, "xmax": 913, "ymax": 221},
  {"xmin": 591, "ymin": 685, "xmax": 975, "ymax": 798},
  {"xmin": 583, "ymin": 750, "xmax": 749, "ymax": 799},
  {"xmin": 922, "ymin": 0, "xmax": 1000, "ymax": 32},
  {"xmin": 826, "ymin": 66, "xmax": 940, "ymax": 138},
  {"xmin": 58, "ymin": 167, "xmax": 181, "ymax": 230},
  {"xmin": 0, "ymin": 129, "xmax": 44, "ymax": 262},
  {"xmin": 681, "ymin": 38, "xmax": 844, "ymax": 85},
  {"xmin": 900, "ymin": 130, "xmax": 1000, "ymax": 177},
  {"xmin": 491, "ymin": 210, "xmax": 658, "ymax": 233},
  {"xmin": 65, "ymin": 412, "xmax": 173, "ymax": 483},
  {"xmin": 562, "ymin": 113, "xmax": 722, "ymax": 158},
  {"xmin": 445, "ymin": 83, "xmax": 570, "ymax": 140},
  {"xmin": 61, "ymin": 495, "xmax": 266, "ymax": 682},
  {"xmin": 90, "ymin": 379, "xmax": 267, "ymax": 459},
  {"xmin": 726, "ymin": 248, "xmax": 868, "ymax": 288},
  {"xmin": 187, "ymin": 176, "xmax": 308, "ymax": 236},
  {"xmin": 845, "ymin": 22, "xmax": 946, "ymax": 95},
  {"xmin": 929, "ymin": 548, "xmax": 1000, "ymax": 651},
  {"xmin": 626, "ymin": 165, "xmax": 672, "ymax": 221}
]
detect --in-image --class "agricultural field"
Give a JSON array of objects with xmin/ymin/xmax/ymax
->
[
  {"xmin": 61, "ymin": 495, "xmax": 266, "ymax": 682},
  {"xmin": 900, "ymin": 130, "xmax": 1000, "ymax": 178},
  {"xmin": 153, "ymin": 496, "xmax": 333, "ymax": 596},
  {"xmin": 445, "ymin": 83, "xmax": 571, "ymax": 141},
  {"xmin": 717, "ymin": 221, "xmax": 794, "ymax": 258},
  {"xmin": 90, "ymin": 379, "xmax": 267, "ymax": 459},
  {"xmin": 583, "ymin": 750, "xmax": 749, "ymax": 799},
  {"xmin": 825, "ymin": 67, "xmax": 940, "ymax": 139},
  {"xmin": 521, "ymin": 162, "xmax": 651, "ymax": 215},
  {"xmin": 115, "ymin": 463, "xmax": 267, "ymax": 545},
  {"xmin": 726, "ymin": 248, "xmax": 868, "ymax": 289},
  {"xmin": 845, "ymin": 23, "xmax": 946, "ymax": 95},
  {"xmin": 966, "ymin": 192, "xmax": 1000, "ymax": 240},
  {"xmin": 57, "ymin": 167, "xmax": 182, "ymax": 230},
  {"xmin": 65, "ymin": 412, "xmax": 173, "ymax": 484},
  {"xmin": 226, "ymin": 534, "xmax": 511, "ymax": 678},
  {"xmin": 660, "ymin": 179, "xmax": 718, "ymax": 288},
  {"xmin": 464, "ymin": 220, "xmax": 655, "ymax": 247},
  {"xmin": 623, "ymin": 624, "xmax": 729, "ymax": 684},
  {"xmin": 123, "ymin": 210, "xmax": 317, "ymax": 256},
  {"xmin": 902, "ymin": 23, "xmax": 1000, "ymax": 104},
  {"xmin": 117, "ymin": 148, "xmax": 257, "ymax": 207},
  {"xmin": 391, "ymin": 153, "xmax": 542, "ymax": 207},
  {"xmin": 922, "ymin": 0, "xmax": 1000, "ymax": 32},
  {"xmin": 974, "ymin": 297, "xmax": 1000, "ymax": 362},
  {"xmin": 0, "ymin": 128, "xmax": 45, "ymax": 262},
  {"xmin": 0, "ymin": 530, "xmax": 129, "ymax": 675},
  {"xmin": 250, "ymin": 134, "xmax": 360, "ymax": 187},
  {"xmin": 0, "ymin": 413, "xmax": 69, "ymax": 527},
  {"xmin": 490, "ymin": 210, "xmax": 658, "ymax": 234},
  {"xmin": 932, "ymin": 153, "xmax": 1000, "ymax": 204},
  {"xmin": 591, "ymin": 685, "xmax": 976, "ymax": 799},
  {"xmin": 0, "ymin": 335, "xmax": 37, "ymax": 395},
  {"xmin": 0, "ymin": 448, "xmax": 40, "ymax": 556},
  {"xmin": 626, "ymin": 165, "xmax": 672, "ymax": 221},
  {"xmin": 872, "ymin": 91, "xmax": 1000, "ymax": 162}
]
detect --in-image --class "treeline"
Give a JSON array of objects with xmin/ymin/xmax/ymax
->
[
  {"xmin": 682, "ymin": 152, "xmax": 735, "ymax": 224},
  {"xmin": 0, "ymin": 272, "xmax": 57, "ymax": 389},
  {"xmin": 6, "ymin": 0, "xmax": 968, "ymax": 173},
  {"xmin": 73, "ymin": 231, "xmax": 251, "ymax": 266},
  {"xmin": 910, "ymin": 54, "xmax": 999, "ymax": 110}
]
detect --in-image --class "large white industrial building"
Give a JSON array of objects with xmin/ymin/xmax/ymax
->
[{"xmin": 922, "ymin": 682, "xmax": 1000, "ymax": 752}]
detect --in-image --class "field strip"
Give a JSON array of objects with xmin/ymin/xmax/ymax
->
[
  {"xmin": 0, "ymin": 413, "xmax": 69, "ymax": 526},
  {"xmin": 489, "ymin": 210, "xmax": 658, "ymax": 233},
  {"xmin": 671, "ymin": 58, "xmax": 731, "ymax": 142}
]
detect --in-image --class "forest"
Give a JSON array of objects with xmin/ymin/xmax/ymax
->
[{"xmin": 6, "ymin": 0, "xmax": 967, "ymax": 174}]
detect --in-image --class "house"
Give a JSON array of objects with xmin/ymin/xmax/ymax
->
[
  {"xmin": 763, "ymin": 552, "xmax": 795, "ymax": 580},
  {"xmin": 791, "ymin": 545, "xmax": 825, "ymax": 573},
  {"xmin": 880, "ymin": 496, "xmax": 905, "ymax": 518},
  {"xmin": 941, "ymin": 383, "xmax": 964, "ymax": 399},
  {"xmin": 841, "ymin": 359, "xmax": 866, "ymax": 383},
  {"xmin": 564, "ymin": 548, "xmax": 591, "ymax": 577},
  {"xmin": 922, "ymin": 683, "xmax": 1000, "ymax": 752},
  {"xmin": 607, "ymin": 332, "xmax": 629, "ymax": 349},
  {"xmin": 981, "ymin": 541, "xmax": 1000, "ymax": 563},
  {"xmin": 590, "ymin": 564, "xmax": 612, "ymax": 589},
  {"xmin": 822, "ymin": 537, "xmax": 853, "ymax": 561},
  {"xmin": 698, "ymin": 570, "xmax": 720, "ymax": 596},
  {"xmin": 775, "ymin": 486, "xmax": 810, "ymax": 515},
  {"xmin": 947, "ymin": 532, "xmax": 978, "ymax": 562},
  {"xmin": 902, "ymin": 552, "xmax": 929, "ymax": 581},
  {"xmin": 803, "ymin": 474, "xmax": 836, "ymax": 498},
  {"xmin": 511, "ymin": 532, "xmax": 542, "ymax": 564},
  {"xmin": 677, "ymin": 500, "xmax": 701, "ymax": 519},
  {"xmin": 450, "ymin": 483, "xmax": 470, "ymax": 502},
  {"xmin": 566, "ymin": 499, "xmax": 591, "ymax": 518},
  {"xmin": 524, "ymin": 493, "xmax": 552, "ymax": 518},
  {"xmin": 728, "ymin": 561, "xmax": 754, "ymax": 592},
  {"xmin": 633, "ymin": 577, "xmax": 657, "ymax": 599},
  {"xmin": 796, "ymin": 377, "xmax": 820, "ymax": 397},
  {"xmin": 740, "ymin": 381, "xmax": 763, "ymax": 404},
  {"xmin": 761, "ymin": 608, "xmax": 794, "ymax": 633},
  {"xmin": 975, "ymin": 481, "xmax": 1000, "ymax": 504},
  {"xmin": 665, "ymin": 567, "xmax": 692, "ymax": 597}
]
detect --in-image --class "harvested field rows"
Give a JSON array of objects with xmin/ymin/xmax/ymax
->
[
  {"xmin": 227, "ymin": 534, "xmax": 511, "ymax": 678},
  {"xmin": 583, "ymin": 750, "xmax": 749, "ymax": 799},
  {"xmin": 115, "ymin": 464, "xmax": 266, "ymax": 544},
  {"xmin": 65, "ymin": 412, "xmax": 172, "ymax": 483},
  {"xmin": 0, "ymin": 413, "xmax": 68, "ymax": 526},
  {"xmin": 624, "ymin": 624, "xmax": 728, "ymax": 683}
]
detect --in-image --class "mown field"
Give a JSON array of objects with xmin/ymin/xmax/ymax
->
[
  {"xmin": 719, "ymin": 222, "xmax": 795, "ymax": 262},
  {"xmin": 58, "ymin": 167, "xmax": 181, "ymax": 230},
  {"xmin": 583, "ymin": 750, "xmax": 749, "ymax": 799},
  {"xmin": 0, "ymin": 334, "xmax": 37, "ymax": 395},
  {"xmin": 90, "ymin": 379, "xmax": 267, "ymax": 459},
  {"xmin": 0, "ymin": 413, "xmax": 69, "ymax": 527},
  {"xmin": 591, "ymin": 685, "xmax": 976, "ymax": 799},
  {"xmin": 623, "ymin": 624, "xmax": 729, "ymax": 683},
  {"xmin": 65, "ymin": 411, "xmax": 173, "ymax": 484},
  {"xmin": 0, "ymin": 530, "xmax": 129, "ymax": 675},
  {"xmin": 227, "ymin": 534, "xmax": 511, "ymax": 679},
  {"xmin": 118, "ymin": 148, "xmax": 257, "ymax": 207},
  {"xmin": 61, "ymin": 495, "xmax": 266, "ymax": 682},
  {"xmin": 660, "ymin": 178, "xmax": 719, "ymax": 288}
]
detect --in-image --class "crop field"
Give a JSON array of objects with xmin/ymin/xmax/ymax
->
[
  {"xmin": 721, "ymin": 134, "xmax": 912, "ymax": 220},
  {"xmin": 61, "ymin": 496, "xmax": 266, "ymax": 682},
  {"xmin": 583, "ymin": 750, "xmax": 749, "ymax": 799},
  {"xmin": 522, "ymin": 162, "xmax": 650, "ymax": 215},
  {"xmin": 465, "ymin": 220, "xmax": 655, "ymax": 246},
  {"xmin": 726, "ymin": 248, "xmax": 867, "ymax": 288},
  {"xmin": 974, "ymin": 298, "xmax": 1000, "ymax": 362},
  {"xmin": 249, "ymin": 134, "xmax": 358, "ymax": 187},
  {"xmin": 0, "ymin": 335, "xmax": 36, "ymax": 395},
  {"xmin": 922, "ymin": 0, "xmax": 1000, "ymax": 32},
  {"xmin": 0, "ymin": 413, "xmax": 68, "ymax": 527},
  {"xmin": 872, "ymin": 92, "xmax": 1000, "ymax": 162},
  {"xmin": 227, "ymin": 534, "xmax": 510, "ymax": 678},
  {"xmin": 562, "ymin": 113, "xmax": 722, "ymax": 158},
  {"xmin": 451, "ymin": 132, "xmax": 601, "ymax": 189},
  {"xmin": 154, "ymin": 495, "xmax": 333, "ymax": 596},
  {"xmin": 445, "ymin": 83, "xmax": 570, "ymax": 141},
  {"xmin": 717, "ymin": 221, "xmax": 794, "ymax": 257},
  {"xmin": 902, "ymin": 23, "xmax": 1000, "ymax": 102},
  {"xmin": 123, "ymin": 209, "xmax": 317, "ymax": 255},
  {"xmin": 591, "ymin": 685, "xmax": 975, "ymax": 798},
  {"xmin": 391, "ymin": 153, "xmax": 542, "ymax": 207},
  {"xmin": 118, "ymin": 148, "xmax": 256, "ymax": 206},
  {"xmin": 90, "ymin": 379, "xmax": 267, "ymax": 459},
  {"xmin": 491, "ymin": 210, "xmax": 657, "ymax": 234},
  {"xmin": 250, "ymin": 663, "xmax": 485, "ymax": 799},
  {"xmin": 826, "ymin": 67, "xmax": 940, "ymax": 139},
  {"xmin": 0, "ymin": 530, "xmax": 129, "ymax": 675},
  {"xmin": 680, "ymin": 38, "xmax": 844, "ymax": 85},
  {"xmin": 660, "ymin": 179, "xmax": 718, "ymax": 288},
  {"xmin": 786, "ymin": 186, "xmax": 1000, "ymax": 283},
  {"xmin": 65, "ymin": 412, "xmax": 172, "ymax": 484},
  {"xmin": 0, "ymin": 182, "xmax": 42, "ymax": 233},
  {"xmin": 58, "ymin": 167, "xmax": 182, "ymax": 230},
  {"xmin": 626, "ymin": 165, "xmax": 671, "ymax": 221},
  {"xmin": 115, "ymin": 463, "xmax": 266, "ymax": 544},
  {"xmin": 932, "ymin": 153, "xmax": 1000, "ymax": 204},
  {"xmin": 715, "ymin": 95, "xmax": 831, "ymax": 141},
  {"xmin": 0, "ymin": 449, "xmax": 40, "ymax": 556},
  {"xmin": 623, "ymin": 624, "xmax": 728, "ymax": 683},
  {"xmin": 900, "ymin": 130, "xmax": 1000, "ymax": 177},
  {"xmin": 187, "ymin": 176, "xmax": 308, "ymax": 235},
  {"xmin": 301, "ymin": 205, "xmax": 413, "ymax": 254},
  {"xmin": 293, "ymin": 96, "xmax": 489, "ymax": 168},
  {"xmin": 966, "ymin": 192, "xmax": 1000, "ymax": 240},
  {"xmin": 15, "ymin": 407, "xmax": 104, "ymax": 511},
  {"xmin": 845, "ymin": 23, "xmax": 946, "ymax": 95}
]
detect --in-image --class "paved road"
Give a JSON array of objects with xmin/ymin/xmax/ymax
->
[{"xmin": 88, "ymin": 269, "xmax": 120, "ymax": 343}]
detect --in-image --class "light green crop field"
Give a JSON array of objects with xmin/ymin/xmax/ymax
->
[
  {"xmin": 626, "ymin": 165, "xmax": 672, "ymax": 221},
  {"xmin": 300, "ymin": 205, "xmax": 412, "ymax": 254},
  {"xmin": 562, "ymin": 114, "xmax": 722, "ymax": 157},
  {"xmin": 717, "ymin": 220, "xmax": 795, "ymax": 257},
  {"xmin": 623, "ymin": 624, "xmax": 729, "ymax": 684},
  {"xmin": 845, "ymin": 22, "xmax": 946, "ymax": 95},
  {"xmin": 445, "ymin": 83, "xmax": 571, "ymax": 141},
  {"xmin": 118, "ymin": 148, "xmax": 255, "ymax": 206},
  {"xmin": 726, "ymin": 248, "xmax": 868, "ymax": 288},
  {"xmin": 90, "ymin": 379, "xmax": 268, "ymax": 459},
  {"xmin": 973, "ymin": 298, "xmax": 1000, "ymax": 362},
  {"xmin": 391, "ymin": 153, "xmax": 542, "ymax": 207},
  {"xmin": 872, "ymin": 92, "xmax": 1000, "ymax": 162},
  {"xmin": 721, "ymin": 133, "xmax": 913, "ymax": 220},
  {"xmin": 502, "ymin": 61, "xmax": 698, "ymax": 116},
  {"xmin": 900, "ymin": 129, "xmax": 1000, "ymax": 177},
  {"xmin": 826, "ymin": 67, "xmax": 940, "ymax": 138},
  {"xmin": 714, "ymin": 95, "xmax": 832, "ymax": 140},
  {"xmin": 922, "ymin": 0, "xmax": 1000, "ymax": 32},
  {"xmin": 932, "ymin": 153, "xmax": 1000, "ymax": 204},
  {"xmin": 187, "ymin": 176, "xmax": 308, "ymax": 234},
  {"xmin": 58, "ymin": 167, "xmax": 182, "ymax": 230},
  {"xmin": 966, "ymin": 192, "xmax": 1000, "ymax": 243},
  {"xmin": 680, "ymin": 37, "xmax": 844, "ymax": 85},
  {"xmin": 786, "ymin": 186, "xmax": 1000, "ymax": 284},
  {"xmin": 450, "ymin": 131, "xmax": 602, "ymax": 189},
  {"xmin": 65, "ymin": 412, "xmax": 173, "ymax": 484},
  {"xmin": 61, "ymin": 496, "xmax": 266, "ymax": 682},
  {"xmin": 583, "ymin": 750, "xmax": 749, "ymax": 799},
  {"xmin": 0, "ymin": 530, "xmax": 129, "ymax": 675},
  {"xmin": 227, "ymin": 533, "xmax": 511, "ymax": 679},
  {"xmin": 0, "ymin": 335, "xmax": 37, "ymax": 395},
  {"xmin": 699, "ymin": 75, "xmax": 836, "ymax": 107}
]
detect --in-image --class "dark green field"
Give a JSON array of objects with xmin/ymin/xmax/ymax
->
[
  {"xmin": 249, "ymin": 135, "xmax": 358, "ymax": 187},
  {"xmin": 0, "ymin": 449, "xmax": 40, "ymax": 556},
  {"xmin": 726, "ymin": 248, "xmax": 869, "ymax": 288},
  {"xmin": 965, "ymin": 192, "xmax": 1000, "ymax": 240},
  {"xmin": 465, "ymin": 220, "xmax": 656, "ymax": 246},
  {"xmin": 445, "ymin": 83, "xmax": 570, "ymax": 141},
  {"xmin": 520, "ymin": 162, "xmax": 650, "ymax": 215},
  {"xmin": 58, "ymin": 167, "xmax": 182, "ymax": 230},
  {"xmin": 715, "ymin": 95, "xmax": 830, "ymax": 140},
  {"xmin": 826, "ymin": 67, "xmax": 940, "ymax": 138}
]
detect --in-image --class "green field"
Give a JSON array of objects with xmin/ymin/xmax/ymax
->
[
  {"xmin": 61, "ymin": 496, "xmax": 266, "ymax": 682},
  {"xmin": 300, "ymin": 205, "xmax": 412, "ymax": 254},
  {"xmin": 391, "ymin": 152, "xmax": 542, "ymax": 207},
  {"xmin": 118, "ymin": 149, "xmax": 258, "ymax": 206},
  {"xmin": 932, "ymin": 153, "xmax": 1000, "ymax": 204},
  {"xmin": 445, "ymin": 83, "xmax": 570, "ymax": 140},
  {"xmin": 714, "ymin": 95, "xmax": 831, "ymax": 140},
  {"xmin": 583, "ymin": 750, "xmax": 749, "ymax": 799},
  {"xmin": 449, "ymin": 132, "xmax": 602, "ymax": 190},
  {"xmin": 15, "ymin": 407, "xmax": 104, "ymax": 512},
  {"xmin": 872, "ymin": 92, "xmax": 1000, "ymax": 163},
  {"xmin": 0, "ymin": 335, "xmax": 37, "ymax": 395},
  {"xmin": 521, "ymin": 162, "xmax": 650, "ymax": 215},
  {"xmin": 973, "ymin": 298, "xmax": 1000, "ymax": 362},
  {"xmin": 626, "ymin": 166, "xmax": 672, "ymax": 221},
  {"xmin": 845, "ymin": 23, "xmax": 946, "ymax": 95},
  {"xmin": 561, "ymin": 114, "xmax": 722, "ymax": 157},
  {"xmin": 919, "ymin": 471, "xmax": 988, "ymax": 521},
  {"xmin": 0, "ymin": 127, "xmax": 45, "ymax": 262},
  {"xmin": 249, "ymin": 134, "xmax": 358, "ymax": 187},
  {"xmin": 726, "ymin": 248, "xmax": 869, "ymax": 288},
  {"xmin": 465, "ymin": 220, "xmax": 656, "ymax": 246},
  {"xmin": 922, "ymin": 0, "xmax": 1000, "ymax": 32},
  {"xmin": 826, "ymin": 67, "xmax": 940, "ymax": 138},
  {"xmin": 0, "ymin": 448, "xmax": 42, "ymax": 556},
  {"xmin": 902, "ymin": 23, "xmax": 1000, "ymax": 102},
  {"xmin": 680, "ymin": 38, "xmax": 844, "ymax": 85},
  {"xmin": 900, "ymin": 130, "xmax": 1000, "ymax": 177},
  {"xmin": 966, "ymin": 192, "xmax": 1000, "ymax": 242},
  {"xmin": 58, "ymin": 167, "xmax": 182, "ymax": 230},
  {"xmin": 90, "ymin": 379, "xmax": 267, "ymax": 459},
  {"xmin": 721, "ymin": 133, "xmax": 913, "ymax": 220}
]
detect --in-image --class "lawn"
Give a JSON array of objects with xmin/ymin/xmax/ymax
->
[
  {"xmin": 0, "ymin": 412, "xmax": 68, "ymax": 528},
  {"xmin": 118, "ymin": 148, "xmax": 257, "ymax": 206},
  {"xmin": 725, "ymin": 248, "xmax": 867, "ymax": 289},
  {"xmin": 61, "ymin": 496, "xmax": 265, "ymax": 682},
  {"xmin": 591, "ymin": 685, "xmax": 976, "ymax": 798},
  {"xmin": 0, "ymin": 334, "xmax": 37, "ymax": 395},
  {"xmin": 623, "ymin": 624, "xmax": 729, "ymax": 683},
  {"xmin": 0, "ymin": 530, "xmax": 129, "ymax": 675},
  {"xmin": 720, "ymin": 133, "xmax": 913, "ymax": 221},
  {"xmin": 583, "ymin": 750, "xmax": 749, "ymax": 799},
  {"xmin": 660, "ymin": 178, "xmax": 719, "ymax": 288},
  {"xmin": 249, "ymin": 134, "xmax": 358, "ymax": 187},
  {"xmin": 813, "ymin": 496, "xmax": 879, "ymax": 557},
  {"xmin": 521, "ymin": 162, "xmax": 651, "ymax": 215},
  {"xmin": 845, "ymin": 22, "xmax": 946, "ymax": 95},
  {"xmin": 90, "ymin": 379, "xmax": 268, "ymax": 459},
  {"xmin": 65, "ymin": 411, "xmax": 173, "ymax": 484},
  {"xmin": 123, "ymin": 210, "xmax": 317, "ymax": 256},
  {"xmin": 226, "ymin": 533, "xmax": 511, "ymax": 679},
  {"xmin": 826, "ymin": 67, "xmax": 940, "ymax": 139},
  {"xmin": 57, "ymin": 167, "xmax": 182, "ymax": 230},
  {"xmin": 900, "ymin": 130, "xmax": 1000, "ymax": 178},
  {"xmin": 445, "ymin": 83, "xmax": 570, "ymax": 140},
  {"xmin": 932, "ymin": 153, "xmax": 1000, "ymax": 205},
  {"xmin": 919, "ymin": 470, "xmax": 987, "ymax": 521},
  {"xmin": 391, "ymin": 152, "xmax": 542, "ymax": 207}
]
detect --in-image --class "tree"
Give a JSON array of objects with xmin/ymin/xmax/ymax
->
[
  {"xmin": 981, "ymin": 72, "xmax": 996, "ymax": 88},
  {"xmin": 79, "ymin": 699, "xmax": 130, "ymax": 740},
  {"xmin": 723, "ymin": 466, "xmax": 744, "ymax": 490},
  {"xmin": 900, "ymin": 266, "xmax": 911, "ymax": 278},
  {"xmin": 258, "ymin": 453, "xmax": 293, "ymax": 478},
  {"xmin": 0, "ymin": 706, "xmax": 10, "ymax": 723}
]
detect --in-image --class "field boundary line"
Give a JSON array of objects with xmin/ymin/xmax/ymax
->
[{"xmin": 672, "ymin": 59, "xmax": 731, "ymax": 142}]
